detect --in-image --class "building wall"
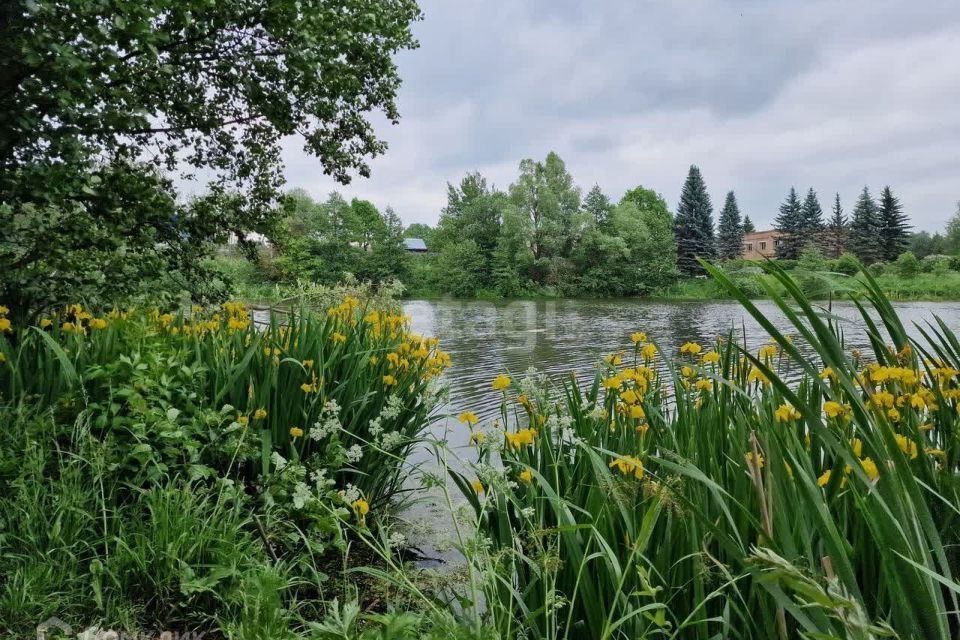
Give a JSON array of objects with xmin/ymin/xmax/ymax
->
[{"xmin": 741, "ymin": 230, "xmax": 781, "ymax": 259}]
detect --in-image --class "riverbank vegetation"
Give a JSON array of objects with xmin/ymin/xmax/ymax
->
[
  {"xmin": 3, "ymin": 263, "xmax": 960, "ymax": 637},
  {"xmin": 0, "ymin": 293, "xmax": 462, "ymax": 637},
  {"xmin": 421, "ymin": 262, "xmax": 959, "ymax": 638}
]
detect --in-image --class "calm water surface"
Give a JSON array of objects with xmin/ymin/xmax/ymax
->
[{"xmin": 405, "ymin": 298, "xmax": 960, "ymax": 444}]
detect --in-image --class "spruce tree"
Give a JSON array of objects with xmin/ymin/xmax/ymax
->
[
  {"xmin": 801, "ymin": 188, "xmax": 824, "ymax": 231},
  {"xmin": 774, "ymin": 187, "xmax": 804, "ymax": 259},
  {"xmin": 825, "ymin": 193, "xmax": 847, "ymax": 258},
  {"xmin": 582, "ymin": 184, "xmax": 613, "ymax": 227},
  {"xmin": 849, "ymin": 186, "xmax": 881, "ymax": 264},
  {"xmin": 673, "ymin": 165, "xmax": 715, "ymax": 275},
  {"xmin": 742, "ymin": 215, "xmax": 756, "ymax": 234},
  {"xmin": 717, "ymin": 190, "xmax": 744, "ymax": 260},
  {"xmin": 878, "ymin": 186, "xmax": 910, "ymax": 261}
]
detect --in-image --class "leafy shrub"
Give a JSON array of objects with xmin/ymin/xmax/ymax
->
[
  {"xmin": 895, "ymin": 251, "xmax": 920, "ymax": 278},
  {"xmin": 834, "ymin": 252, "xmax": 861, "ymax": 275},
  {"xmin": 921, "ymin": 254, "xmax": 952, "ymax": 274}
]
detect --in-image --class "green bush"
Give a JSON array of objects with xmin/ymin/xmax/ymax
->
[
  {"xmin": 921, "ymin": 254, "xmax": 952, "ymax": 274},
  {"xmin": 895, "ymin": 251, "xmax": 920, "ymax": 278},
  {"xmin": 834, "ymin": 252, "xmax": 861, "ymax": 275}
]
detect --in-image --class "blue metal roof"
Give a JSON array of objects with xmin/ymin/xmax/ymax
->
[{"xmin": 403, "ymin": 238, "xmax": 428, "ymax": 251}]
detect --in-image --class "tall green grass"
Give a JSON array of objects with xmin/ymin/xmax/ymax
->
[
  {"xmin": 440, "ymin": 261, "xmax": 959, "ymax": 639},
  {"xmin": 0, "ymin": 296, "xmax": 453, "ymax": 637}
]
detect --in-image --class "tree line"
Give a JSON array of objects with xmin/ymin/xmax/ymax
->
[
  {"xmin": 262, "ymin": 157, "xmax": 960, "ymax": 298},
  {"xmin": 772, "ymin": 185, "xmax": 911, "ymax": 263}
]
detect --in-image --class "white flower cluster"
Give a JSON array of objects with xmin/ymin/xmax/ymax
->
[
  {"xmin": 311, "ymin": 399, "xmax": 342, "ymax": 441},
  {"xmin": 368, "ymin": 396, "xmax": 410, "ymax": 450},
  {"xmin": 382, "ymin": 394, "xmax": 404, "ymax": 419},
  {"xmin": 346, "ymin": 444, "xmax": 363, "ymax": 462},
  {"xmin": 587, "ymin": 404, "xmax": 606, "ymax": 421},
  {"xmin": 387, "ymin": 531, "xmax": 407, "ymax": 549},
  {"xmin": 339, "ymin": 483, "xmax": 361, "ymax": 505},
  {"xmin": 380, "ymin": 430, "xmax": 404, "ymax": 450}
]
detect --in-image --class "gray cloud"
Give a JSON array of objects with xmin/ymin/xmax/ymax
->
[{"xmin": 282, "ymin": 0, "xmax": 960, "ymax": 231}]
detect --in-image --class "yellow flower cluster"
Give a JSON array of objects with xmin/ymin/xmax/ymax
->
[
  {"xmin": 774, "ymin": 403, "xmax": 801, "ymax": 423},
  {"xmin": 680, "ymin": 342, "xmax": 702, "ymax": 355},
  {"xmin": 504, "ymin": 428, "xmax": 537, "ymax": 450},
  {"xmin": 609, "ymin": 454, "xmax": 644, "ymax": 479}
]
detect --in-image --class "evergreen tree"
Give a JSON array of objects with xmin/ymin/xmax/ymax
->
[
  {"xmin": 742, "ymin": 215, "xmax": 756, "ymax": 234},
  {"xmin": 717, "ymin": 191, "xmax": 744, "ymax": 260},
  {"xmin": 582, "ymin": 184, "xmax": 613, "ymax": 227},
  {"xmin": 849, "ymin": 187, "xmax": 882, "ymax": 264},
  {"xmin": 774, "ymin": 187, "xmax": 804, "ymax": 259},
  {"xmin": 824, "ymin": 193, "xmax": 847, "ymax": 258},
  {"xmin": 673, "ymin": 165, "xmax": 715, "ymax": 275},
  {"xmin": 801, "ymin": 188, "xmax": 825, "ymax": 233},
  {"xmin": 878, "ymin": 186, "xmax": 910, "ymax": 261}
]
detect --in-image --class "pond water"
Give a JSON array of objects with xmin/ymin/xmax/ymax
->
[
  {"xmin": 398, "ymin": 298, "xmax": 960, "ymax": 567},
  {"xmin": 405, "ymin": 298, "xmax": 960, "ymax": 448}
]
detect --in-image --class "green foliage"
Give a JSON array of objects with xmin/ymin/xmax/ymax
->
[
  {"xmin": 0, "ymin": 294, "xmax": 454, "ymax": 636},
  {"xmin": 801, "ymin": 187, "xmax": 825, "ymax": 232},
  {"xmin": 507, "ymin": 152, "xmax": 582, "ymax": 283},
  {"xmin": 850, "ymin": 187, "xmax": 883, "ymax": 264},
  {"xmin": 878, "ymin": 187, "xmax": 911, "ymax": 261},
  {"xmin": 909, "ymin": 231, "xmax": 948, "ymax": 259},
  {"xmin": 921, "ymin": 254, "xmax": 952, "ymax": 275},
  {"xmin": 717, "ymin": 190, "xmax": 744, "ymax": 260},
  {"xmin": 0, "ymin": 0, "xmax": 421, "ymax": 320},
  {"xmin": 835, "ymin": 252, "xmax": 862, "ymax": 276},
  {"xmin": 573, "ymin": 192, "xmax": 678, "ymax": 296},
  {"xmin": 774, "ymin": 187, "xmax": 806, "ymax": 259},
  {"xmin": 824, "ymin": 193, "xmax": 849, "ymax": 258},
  {"xmin": 742, "ymin": 215, "xmax": 756, "ymax": 234},
  {"xmin": 409, "ymin": 158, "xmax": 679, "ymax": 298},
  {"xmin": 582, "ymin": 184, "xmax": 614, "ymax": 227},
  {"xmin": 444, "ymin": 263, "xmax": 960, "ymax": 639},
  {"xmin": 895, "ymin": 251, "xmax": 920, "ymax": 278},
  {"xmin": 434, "ymin": 240, "xmax": 488, "ymax": 297},
  {"xmin": 268, "ymin": 192, "xmax": 410, "ymax": 287},
  {"xmin": 945, "ymin": 202, "xmax": 960, "ymax": 254},
  {"xmin": 673, "ymin": 165, "xmax": 715, "ymax": 275}
]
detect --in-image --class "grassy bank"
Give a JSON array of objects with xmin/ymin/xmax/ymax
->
[{"xmin": 212, "ymin": 254, "xmax": 960, "ymax": 304}]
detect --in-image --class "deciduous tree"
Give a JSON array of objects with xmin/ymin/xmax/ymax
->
[{"xmin": 0, "ymin": 0, "xmax": 422, "ymax": 319}]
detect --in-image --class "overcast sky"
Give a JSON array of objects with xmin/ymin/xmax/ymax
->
[{"xmin": 281, "ymin": 1, "xmax": 960, "ymax": 233}]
